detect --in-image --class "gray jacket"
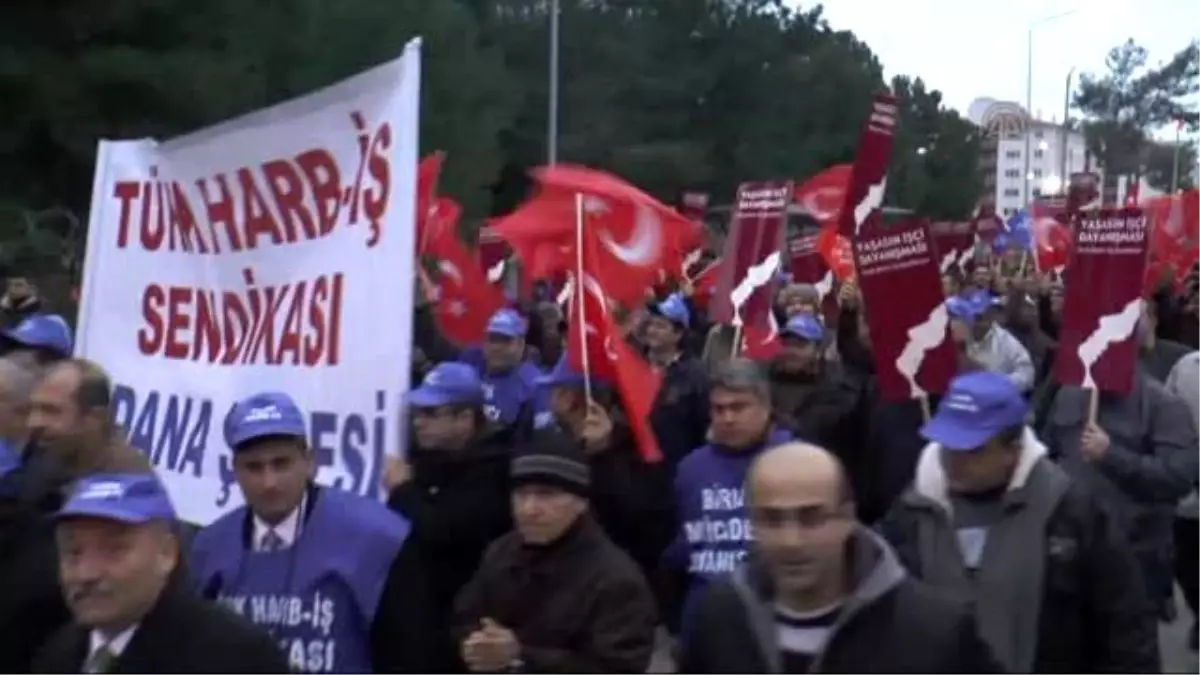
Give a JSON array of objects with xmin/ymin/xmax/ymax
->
[
  {"xmin": 724, "ymin": 528, "xmax": 908, "ymax": 673},
  {"xmin": 1165, "ymin": 352, "xmax": 1200, "ymax": 518},
  {"xmin": 1041, "ymin": 374, "xmax": 1198, "ymax": 558},
  {"xmin": 967, "ymin": 324, "xmax": 1036, "ymax": 392},
  {"xmin": 891, "ymin": 428, "xmax": 1067, "ymax": 672}
]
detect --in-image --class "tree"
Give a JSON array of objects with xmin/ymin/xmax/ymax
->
[
  {"xmin": 887, "ymin": 75, "xmax": 984, "ymax": 219},
  {"xmin": 0, "ymin": 1, "xmax": 515, "ymax": 227},
  {"xmin": 1073, "ymin": 39, "xmax": 1199, "ymax": 195},
  {"xmin": 1143, "ymin": 138, "xmax": 1198, "ymax": 192}
]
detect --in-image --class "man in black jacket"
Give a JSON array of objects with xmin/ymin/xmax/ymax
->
[
  {"xmin": 681, "ymin": 441, "xmax": 1001, "ymax": 673},
  {"xmin": 34, "ymin": 472, "xmax": 286, "ymax": 673},
  {"xmin": 385, "ymin": 361, "xmax": 513, "ymax": 671},
  {"xmin": 643, "ymin": 293, "xmax": 710, "ymax": 467},
  {"xmin": 452, "ymin": 438, "xmax": 657, "ymax": 673},
  {"xmin": 879, "ymin": 371, "xmax": 1159, "ymax": 672}
]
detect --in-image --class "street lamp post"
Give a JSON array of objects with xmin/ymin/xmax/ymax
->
[
  {"xmin": 1171, "ymin": 121, "xmax": 1183, "ymax": 193},
  {"xmin": 1060, "ymin": 66, "xmax": 1076, "ymax": 191},
  {"xmin": 547, "ymin": 0, "xmax": 560, "ymax": 165},
  {"xmin": 1024, "ymin": 9, "xmax": 1078, "ymax": 205}
]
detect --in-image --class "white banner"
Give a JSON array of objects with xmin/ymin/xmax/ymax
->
[{"xmin": 75, "ymin": 39, "xmax": 422, "ymax": 525}]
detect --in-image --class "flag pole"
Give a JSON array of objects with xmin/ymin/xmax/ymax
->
[{"xmin": 574, "ymin": 193, "xmax": 593, "ymax": 404}]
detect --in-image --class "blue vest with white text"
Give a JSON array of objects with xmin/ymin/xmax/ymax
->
[
  {"xmin": 189, "ymin": 487, "xmax": 409, "ymax": 674},
  {"xmin": 665, "ymin": 427, "xmax": 793, "ymax": 631},
  {"xmin": 460, "ymin": 348, "xmax": 547, "ymax": 425}
]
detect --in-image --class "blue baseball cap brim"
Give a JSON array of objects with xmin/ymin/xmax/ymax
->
[
  {"xmin": 228, "ymin": 424, "xmax": 305, "ymax": 449},
  {"xmin": 409, "ymin": 387, "xmax": 479, "ymax": 408},
  {"xmin": 56, "ymin": 501, "xmax": 160, "ymax": 524},
  {"xmin": 919, "ymin": 415, "xmax": 1003, "ymax": 452}
]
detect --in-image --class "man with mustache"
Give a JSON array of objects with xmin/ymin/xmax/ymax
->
[
  {"xmin": 33, "ymin": 472, "xmax": 286, "ymax": 673},
  {"xmin": 0, "ymin": 359, "xmax": 151, "ymax": 673}
]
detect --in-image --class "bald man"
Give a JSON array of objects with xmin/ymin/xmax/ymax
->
[{"xmin": 679, "ymin": 442, "xmax": 1002, "ymax": 673}]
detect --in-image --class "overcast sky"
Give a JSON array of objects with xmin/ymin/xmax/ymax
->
[{"xmin": 805, "ymin": 0, "xmax": 1199, "ymax": 137}]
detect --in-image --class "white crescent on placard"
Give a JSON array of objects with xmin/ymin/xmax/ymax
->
[
  {"xmin": 486, "ymin": 259, "xmax": 506, "ymax": 284},
  {"xmin": 853, "ymin": 177, "xmax": 888, "ymax": 236},
  {"xmin": 956, "ymin": 246, "xmax": 974, "ymax": 272},
  {"xmin": 939, "ymin": 249, "xmax": 956, "ymax": 273},
  {"xmin": 813, "ymin": 269, "xmax": 834, "ymax": 303},
  {"xmin": 598, "ymin": 203, "xmax": 662, "ymax": 267}
]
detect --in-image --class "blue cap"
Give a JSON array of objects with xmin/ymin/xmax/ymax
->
[
  {"xmin": 782, "ymin": 314, "xmax": 825, "ymax": 342},
  {"xmin": 410, "ymin": 362, "xmax": 484, "ymax": 408},
  {"xmin": 945, "ymin": 295, "xmax": 985, "ymax": 322},
  {"xmin": 920, "ymin": 372, "xmax": 1028, "ymax": 451},
  {"xmin": 224, "ymin": 392, "xmax": 307, "ymax": 450},
  {"xmin": 3, "ymin": 314, "xmax": 72, "ymax": 356},
  {"xmin": 56, "ymin": 473, "xmax": 177, "ymax": 524},
  {"xmin": 537, "ymin": 357, "xmax": 610, "ymax": 390},
  {"xmin": 486, "ymin": 309, "xmax": 528, "ymax": 338},
  {"xmin": 652, "ymin": 293, "xmax": 690, "ymax": 328}
]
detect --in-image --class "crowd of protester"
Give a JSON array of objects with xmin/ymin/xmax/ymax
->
[{"xmin": 0, "ymin": 250, "xmax": 1195, "ymax": 673}]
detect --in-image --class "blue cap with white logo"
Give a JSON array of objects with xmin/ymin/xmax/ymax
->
[
  {"xmin": 920, "ymin": 371, "xmax": 1028, "ymax": 451},
  {"xmin": 56, "ymin": 473, "xmax": 177, "ymax": 524},
  {"xmin": 652, "ymin": 293, "xmax": 691, "ymax": 328},
  {"xmin": 410, "ymin": 362, "xmax": 484, "ymax": 408},
  {"xmin": 945, "ymin": 295, "xmax": 985, "ymax": 323},
  {"xmin": 782, "ymin": 313, "xmax": 825, "ymax": 342},
  {"xmin": 224, "ymin": 392, "xmax": 307, "ymax": 450},
  {"xmin": 486, "ymin": 309, "xmax": 528, "ymax": 338},
  {"xmin": 3, "ymin": 314, "xmax": 73, "ymax": 356}
]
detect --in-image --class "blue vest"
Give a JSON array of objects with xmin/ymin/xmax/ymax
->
[
  {"xmin": 190, "ymin": 487, "xmax": 409, "ymax": 673},
  {"xmin": 461, "ymin": 348, "xmax": 546, "ymax": 425},
  {"xmin": 666, "ymin": 427, "xmax": 793, "ymax": 632},
  {"xmin": 0, "ymin": 440, "xmax": 18, "ymax": 479}
]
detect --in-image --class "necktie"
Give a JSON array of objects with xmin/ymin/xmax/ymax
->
[
  {"xmin": 85, "ymin": 645, "xmax": 117, "ymax": 674},
  {"xmin": 261, "ymin": 529, "xmax": 285, "ymax": 552}
]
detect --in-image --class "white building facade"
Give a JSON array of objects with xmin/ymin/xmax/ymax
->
[{"xmin": 967, "ymin": 98, "xmax": 1098, "ymax": 217}]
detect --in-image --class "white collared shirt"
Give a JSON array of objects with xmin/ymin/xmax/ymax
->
[
  {"xmin": 86, "ymin": 624, "xmax": 138, "ymax": 671},
  {"xmin": 252, "ymin": 493, "xmax": 305, "ymax": 552}
]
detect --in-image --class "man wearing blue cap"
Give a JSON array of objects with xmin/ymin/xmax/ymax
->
[
  {"xmin": 768, "ymin": 313, "xmax": 861, "ymax": 456},
  {"xmin": 34, "ymin": 473, "xmax": 287, "ymax": 673},
  {"xmin": 0, "ymin": 313, "xmax": 74, "ymax": 364},
  {"xmin": 383, "ymin": 362, "xmax": 513, "ymax": 670},
  {"xmin": 457, "ymin": 308, "xmax": 548, "ymax": 439},
  {"xmin": 644, "ymin": 293, "xmax": 711, "ymax": 467},
  {"xmin": 879, "ymin": 371, "xmax": 1157, "ymax": 673},
  {"xmin": 0, "ymin": 359, "xmax": 152, "ymax": 673},
  {"xmin": 190, "ymin": 392, "xmax": 435, "ymax": 673},
  {"xmin": 946, "ymin": 292, "xmax": 1035, "ymax": 392}
]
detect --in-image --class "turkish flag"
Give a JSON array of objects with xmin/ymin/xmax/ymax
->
[
  {"xmin": 816, "ymin": 224, "xmax": 854, "ymax": 280},
  {"xmin": 416, "ymin": 152, "xmax": 445, "ymax": 256},
  {"xmin": 565, "ymin": 228, "xmax": 663, "ymax": 463},
  {"xmin": 425, "ymin": 198, "xmax": 506, "ymax": 345},
  {"xmin": 490, "ymin": 165, "xmax": 693, "ymax": 308},
  {"xmin": 794, "ymin": 164, "xmax": 852, "ymax": 225}
]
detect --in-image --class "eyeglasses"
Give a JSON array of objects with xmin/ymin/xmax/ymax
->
[{"xmin": 751, "ymin": 504, "xmax": 851, "ymax": 530}]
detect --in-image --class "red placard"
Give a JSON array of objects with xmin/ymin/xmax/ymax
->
[
  {"xmin": 854, "ymin": 219, "xmax": 957, "ymax": 402},
  {"xmin": 1053, "ymin": 208, "xmax": 1150, "ymax": 393}
]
